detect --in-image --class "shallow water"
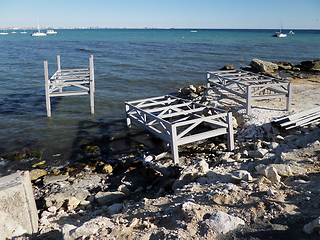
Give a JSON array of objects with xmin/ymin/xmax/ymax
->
[{"xmin": 0, "ymin": 29, "xmax": 319, "ymax": 171}]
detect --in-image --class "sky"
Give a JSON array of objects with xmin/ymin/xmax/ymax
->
[{"xmin": 0, "ymin": 0, "xmax": 319, "ymax": 29}]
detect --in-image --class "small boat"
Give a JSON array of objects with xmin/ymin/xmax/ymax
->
[
  {"xmin": 11, "ymin": 30, "xmax": 18, "ymax": 34},
  {"xmin": 272, "ymin": 32, "xmax": 287, "ymax": 37},
  {"xmin": 272, "ymin": 17, "xmax": 287, "ymax": 37},
  {"xmin": 20, "ymin": 30, "xmax": 27, "ymax": 34},
  {"xmin": 0, "ymin": 30, "xmax": 8, "ymax": 35},
  {"xmin": 31, "ymin": 19, "xmax": 47, "ymax": 36},
  {"xmin": 46, "ymin": 29, "xmax": 57, "ymax": 34},
  {"xmin": 289, "ymin": 30, "xmax": 294, "ymax": 34}
]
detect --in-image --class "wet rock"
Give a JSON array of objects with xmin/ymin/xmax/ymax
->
[
  {"xmin": 95, "ymin": 191, "xmax": 125, "ymax": 206},
  {"xmin": 296, "ymin": 60, "xmax": 320, "ymax": 72},
  {"xmin": 250, "ymin": 59, "xmax": 278, "ymax": 73},
  {"xmin": 303, "ymin": 216, "xmax": 320, "ymax": 234},
  {"xmin": 118, "ymin": 184, "xmax": 131, "ymax": 196},
  {"xmin": 203, "ymin": 211, "xmax": 245, "ymax": 234},
  {"xmin": 220, "ymin": 65, "xmax": 234, "ymax": 70},
  {"xmin": 29, "ymin": 169, "xmax": 47, "ymax": 181}
]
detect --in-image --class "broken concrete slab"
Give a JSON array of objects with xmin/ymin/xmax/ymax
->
[{"xmin": 0, "ymin": 171, "xmax": 38, "ymax": 239}]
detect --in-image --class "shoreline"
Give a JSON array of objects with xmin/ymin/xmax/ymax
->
[{"xmin": 1, "ymin": 61, "xmax": 320, "ymax": 239}]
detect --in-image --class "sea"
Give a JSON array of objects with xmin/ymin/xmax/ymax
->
[{"xmin": 0, "ymin": 28, "xmax": 319, "ymax": 173}]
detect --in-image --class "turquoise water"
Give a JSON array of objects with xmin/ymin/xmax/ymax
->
[{"xmin": 0, "ymin": 29, "xmax": 319, "ymax": 170}]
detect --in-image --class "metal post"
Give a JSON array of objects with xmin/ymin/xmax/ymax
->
[
  {"xmin": 170, "ymin": 124, "xmax": 180, "ymax": 165},
  {"xmin": 206, "ymin": 72, "xmax": 211, "ymax": 88},
  {"xmin": 89, "ymin": 55, "xmax": 95, "ymax": 114},
  {"xmin": 57, "ymin": 55, "xmax": 61, "ymax": 71},
  {"xmin": 226, "ymin": 112, "xmax": 234, "ymax": 151},
  {"xmin": 246, "ymin": 85, "xmax": 252, "ymax": 115},
  {"xmin": 286, "ymin": 82, "xmax": 292, "ymax": 112},
  {"xmin": 125, "ymin": 103, "xmax": 132, "ymax": 127},
  {"xmin": 44, "ymin": 61, "xmax": 51, "ymax": 117}
]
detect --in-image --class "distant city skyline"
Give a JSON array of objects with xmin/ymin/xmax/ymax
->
[{"xmin": 1, "ymin": 0, "xmax": 319, "ymax": 30}]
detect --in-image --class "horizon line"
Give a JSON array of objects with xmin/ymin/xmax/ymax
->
[{"xmin": 1, "ymin": 27, "xmax": 319, "ymax": 30}]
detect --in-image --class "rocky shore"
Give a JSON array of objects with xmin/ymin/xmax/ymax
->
[{"xmin": 3, "ymin": 59, "xmax": 320, "ymax": 240}]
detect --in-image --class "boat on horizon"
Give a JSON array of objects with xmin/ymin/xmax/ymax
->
[
  {"xmin": 31, "ymin": 19, "xmax": 47, "ymax": 36},
  {"xmin": 0, "ymin": 30, "xmax": 8, "ymax": 35},
  {"xmin": 272, "ymin": 17, "xmax": 287, "ymax": 37},
  {"xmin": 289, "ymin": 30, "xmax": 295, "ymax": 34},
  {"xmin": 46, "ymin": 29, "xmax": 57, "ymax": 35}
]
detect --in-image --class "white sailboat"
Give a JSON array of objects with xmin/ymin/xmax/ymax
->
[
  {"xmin": 31, "ymin": 19, "xmax": 47, "ymax": 36},
  {"xmin": 0, "ymin": 30, "xmax": 8, "ymax": 35},
  {"xmin": 272, "ymin": 18, "xmax": 287, "ymax": 37}
]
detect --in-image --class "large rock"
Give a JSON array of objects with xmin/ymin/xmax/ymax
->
[
  {"xmin": 45, "ymin": 188, "xmax": 90, "ymax": 210},
  {"xmin": 204, "ymin": 211, "xmax": 245, "ymax": 234},
  {"xmin": 303, "ymin": 216, "xmax": 320, "ymax": 235},
  {"xmin": 250, "ymin": 59, "xmax": 278, "ymax": 73},
  {"xmin": 296, "ymin": 60, "xmax": 320, "ymax": 71},
  {"xmin": 62, "ymin": 217, "xmax": 114, "ymax": 240},
  {"xmin": 95, "ymin": 191, "xmax": 125, "ymax": 206},
  {"xmin": 172, "ymin": 158, "xmax": 209, "ymax": 191},
  {"xmin": 29, "ymin": 168, "xmax": 47, "ymax": 181},
  {"xmin": 0, "ymin": 171, "xmax": 38, "ymax": 239}
]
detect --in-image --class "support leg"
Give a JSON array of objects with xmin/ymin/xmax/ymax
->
[
  {"xmin": 286, "ymin": 82, "xmax": 292, "ymax": 112},
  {"xmin": 226, "ymin": 112, "xmax": 234, "ymax": 151},
  {"xmin": 44, "ymin": 61, "xmax": 51, "ymax": 117},
  {"xmin": 125, "ymin": 104, "xmax": 131, "ymax": 127},
  {"xmin": 170, "ymin": 125, "xmax": 180, "ymax": 165},
  {"xmin": 89, "ymin": 55, "xmax": 95, "ymax": 114},
  {"xmin": 246, "ymin": 85, "xmax": 252, "ymax": 115}
]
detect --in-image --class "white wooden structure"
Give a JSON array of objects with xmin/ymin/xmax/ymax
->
[
  {"xmin": 273, "ymin": 106, "xmax": 320, "ymax": 130},
  {"xmin": 207, "ymin": 70, "xmax": 292, "ymax": 115},
  {"xmin": 125, "ymin": 95, "xmax": 234, "ymax": 164},
  {"xmin": 44, "ymin": 55, "xmax": 95, "ymax": 117}
]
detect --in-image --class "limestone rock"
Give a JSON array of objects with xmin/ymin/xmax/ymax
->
[
  {"xmin": 266, "ymin": 166, "xmax": 281, "ymax": 183},
  {"xmin": 66, "ymin": 197, "xmax": 81, "ymax": 211},
  {"xmin": 95, "ymin": 191, "xmax": 125, "ymax": 206},
  {"xmin": 29, "ymin": 169, "xmax": 47, "ymax": 181},
  {"xmin": 220, "ymin": 65, "xmax": 234, "ymax": 70},
  {"xmin": 108, "ymin": 203, "xmax": 123, "ymax": 215},
  {"xmin": 181, "ymin": 201, "xmax": 202, "ymax": 221},
  {"xmin": 255, "ymin": 165, "xmax": 281, "ymax": 182},
  {"xmin": 204, "ymin": 211, "xmax": 245, "ymax": 234},
  {"xmin": 44, "ymin": 188, "xmax": 90, "ymax": 210},
  {"xmin": 172, "ymin": 158, "xmax": 209, "ymax": 191},
  {"xmin": 250, "ymin": 59, "xmax": 278, "ymax": 73},
  {"xmin": 232, "ymin": 170, "xmax": 253, "ymax": 182},
  {"xmin": 102, "ymin": 164, "xmax": 113, "ymax": 174},
  {"xmin": 62, "ymin": 217, "xmax": 114, "ymax": 240},
  {"xmin": 43, "ymin": 174, "xmax": 69, "ymax": 185},
  {"xmin": 248, "ymin": 149, "xmax": 268, "ymax": 158}
]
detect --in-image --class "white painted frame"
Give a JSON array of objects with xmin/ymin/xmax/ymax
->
[
  {"xmin": 125, "ymin": 95, "xmax": 234, "ymax": 164},
  {"xmin": 44, "ymin": 55, "xmax": 95, "ymax": 117},
  {"xmin": 207, "ymin": 69, "xmax": 292, "ymax": 114}
]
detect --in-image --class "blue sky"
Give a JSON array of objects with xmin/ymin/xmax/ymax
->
[{"xmin": 0, "ymin": 0, "xmax": 319, "ymax": 29}]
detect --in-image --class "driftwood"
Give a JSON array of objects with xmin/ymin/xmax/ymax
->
[{"xmin": 273, "ymin": 106, "xmax": 320, "ymax": 130}]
